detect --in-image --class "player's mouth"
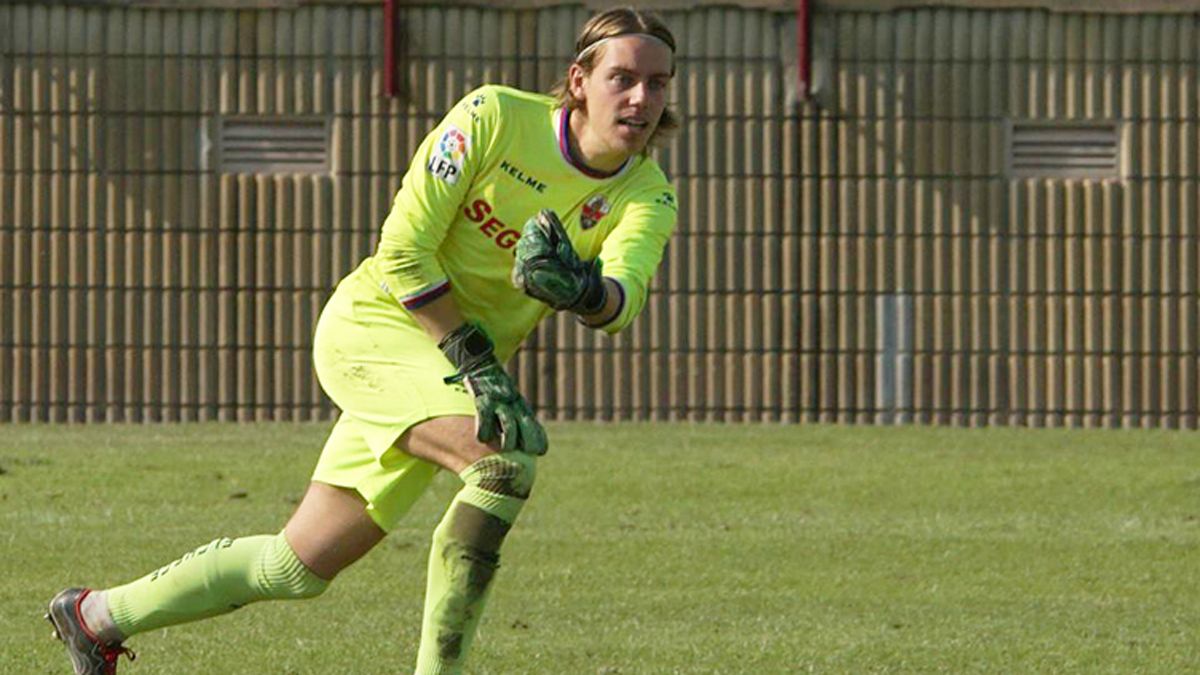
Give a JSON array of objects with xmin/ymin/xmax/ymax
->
[
  {"xmin": 617, "ymin": 117, "xmax": 650, "ymax": 132},
  {"xmin": 615, "ymin": 117, "xmax": 651, "ymax": 144}
]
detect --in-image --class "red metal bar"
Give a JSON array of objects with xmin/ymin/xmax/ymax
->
[
  {"xmin": 797, "ymin": 0, "xmax": 810, "ymax": 100},
  {"xmin": 383, "ymin": 0, "xmax": 397, "ymax": 97}
]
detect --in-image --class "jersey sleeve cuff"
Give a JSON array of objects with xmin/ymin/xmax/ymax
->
[{"xmin": 400, "ymin": 279, "xmax": 452, "ymax": 309}]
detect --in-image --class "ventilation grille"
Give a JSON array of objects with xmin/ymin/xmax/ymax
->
[
  {"xmin": 219, "ymin": 118, "xmax": 330, "ymax": 174},
  {"xmin": 1008, "ymin": 122, "xmax": 1122, "ymax": 179}
]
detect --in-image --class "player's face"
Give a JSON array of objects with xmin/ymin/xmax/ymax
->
[{"xmin": 571, "ymin": 35, "xmax": 673, "ymax": 160}]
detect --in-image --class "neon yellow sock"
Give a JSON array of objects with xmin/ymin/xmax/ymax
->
[
  {"xmin": 415, "ymin": 453, "xmax": 536, "ymax": 675},
  {"xmin": 106, "ymin": 532, "xmax": 328, "ymax": 638}
]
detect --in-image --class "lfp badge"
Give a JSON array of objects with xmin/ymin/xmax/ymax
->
[{"xmin": 428, "ymin": 125, "xmax": 469, "ymax": 184}]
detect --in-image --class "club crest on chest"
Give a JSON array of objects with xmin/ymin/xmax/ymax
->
[{"xmin": 580, "ymin": 194, "xmax": 611, "ymax": 230}]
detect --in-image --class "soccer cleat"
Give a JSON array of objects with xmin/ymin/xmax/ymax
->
[{"xmin": 46, "ymin": 588, "xmax": 136, "ymax": 675}]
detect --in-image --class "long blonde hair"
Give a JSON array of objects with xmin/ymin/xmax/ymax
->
[{"xmin": 549, "ymin": 7, "xmax": 679, "ymax": 152}]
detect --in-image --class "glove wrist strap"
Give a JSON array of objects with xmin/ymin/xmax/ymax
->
[
  {"xmin": 573, "ymin": 265, "xmax": 607, "ymax": 315},
  {"xmin": 439, "ymin": 323, "xmax": 496, "ymax": 382}
]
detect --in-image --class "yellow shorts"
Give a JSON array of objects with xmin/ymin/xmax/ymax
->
[{"xmin": 311, "ymin": 263, "xmax": 476, "ymax": 531}]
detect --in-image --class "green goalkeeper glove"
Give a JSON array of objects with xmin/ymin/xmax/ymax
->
[
  {"xmin": 439, "ymin": 323, "xmax": 548, "ymax": 455},
  {"xmin": 511, "ymin": 209, "xmax": 607, "ymax": 313}
]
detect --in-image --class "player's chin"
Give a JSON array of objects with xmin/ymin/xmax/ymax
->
[{"xmin": 612, "ymin": 124, "xmax": 652, "ymax": 153}]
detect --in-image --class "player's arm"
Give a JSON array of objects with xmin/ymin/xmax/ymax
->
[
  {"xmin": 406, "ymin": 288, "xmax": 468, "ymax": 343},
  {"xmin": 374, "ymin": 88, "xmax": 546, "ymax": 454},
  {"xmin": 402, "ymin": 227, "xmax": 548, "ymax": 456},
  {"xmin": 588, "ymin": 185, "xmax": 676, "ymax": 333},
  {"xmin": 512, "ymin": 185, "xmax": 677, "ymax": 333},
  {"xmin": 372, "ymin": 88, "xmax": 499, "ymax": 312},
  {"xmin": 409, "ymin": 291, "xmax": 548, "ymax": 455}
]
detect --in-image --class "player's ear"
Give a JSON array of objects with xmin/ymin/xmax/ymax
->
[{"xmin": 567, "ymin": 63, "xmax": 587, "ymax": 102}]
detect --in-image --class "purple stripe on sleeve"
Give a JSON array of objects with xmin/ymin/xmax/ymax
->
[{"xmin": 401, "ymin": 280, "xmax": 452, "ymax": 309}]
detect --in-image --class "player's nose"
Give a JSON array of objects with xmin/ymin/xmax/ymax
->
[{"xmin": 626, "ymin": 81, "xmax": 650, "ymax": 107}]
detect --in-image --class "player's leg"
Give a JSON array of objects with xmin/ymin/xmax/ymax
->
[
  {"xmin": 103, "ymin": 481, "xmax": 381, "ymax": 636},
  {"xmin": 284, "ymin": 481, "xmax": 387, "ymax": 579},
  {"xmin": 306, "ymin": 264, "xmax": 540, "ymax": 671},
  {"xmin": 306, "ymin": 268, "xmax": 529, "ymax": 672},
  {"xmin": 46, "ymin": 265, "xmax": 449, "ymax": 673},
  {"xmin": 400, "ymin": 415, "xmax": 539, "ymax": 675},
  {"xmin": 46, "ymin": 479, "xmax": 379, "ymax": 674},
  {"xmin": 53, "ymin": 482, "xmax": 379, "ymax": 638}
]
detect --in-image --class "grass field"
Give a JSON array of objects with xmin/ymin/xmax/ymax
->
[{"xmin": 2, "ymin": 422, "xmax": 1197, "ymax": 674}]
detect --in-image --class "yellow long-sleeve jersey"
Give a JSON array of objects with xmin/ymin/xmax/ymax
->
[{"xmin": 359, "ymin": 85, "xmax": 678, "ymax": 362}]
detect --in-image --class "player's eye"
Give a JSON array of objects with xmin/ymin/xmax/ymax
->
[{"xmin": 611, "ymin": 73, "xmax": 635, "ymax": 88}]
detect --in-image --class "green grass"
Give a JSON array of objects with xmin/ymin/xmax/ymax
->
[{"xmin": 2, "ymin": 422, "xmax": 1198, "ymax": 674}]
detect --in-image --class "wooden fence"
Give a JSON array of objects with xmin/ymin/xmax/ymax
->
[{"xmin": 1, "ymin": 3, "xmax": 1197, "ymax": 426}]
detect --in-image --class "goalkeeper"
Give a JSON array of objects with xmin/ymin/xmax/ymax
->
[{"xmin": 47, "ymin": 7, "xmax": 678, "ymax": 675}]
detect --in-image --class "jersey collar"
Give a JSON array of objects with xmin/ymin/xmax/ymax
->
[{"xmin": 556, "ymin": 107, "xmax": 631, "ymax": 180}]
